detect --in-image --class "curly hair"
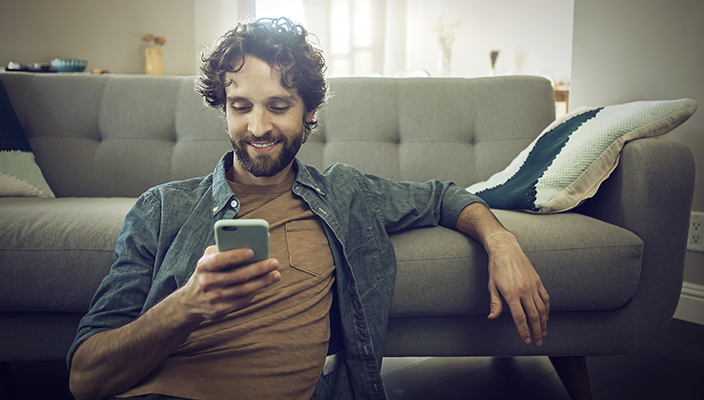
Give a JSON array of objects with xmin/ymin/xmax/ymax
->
[{"xmin": 197, "ymin": 17, "xmax": 327, "ymax": 134}]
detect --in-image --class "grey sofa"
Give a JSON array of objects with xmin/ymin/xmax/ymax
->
[{"xmin": 0, "ymin": 72, "xmax": 695, "ymax": 399}]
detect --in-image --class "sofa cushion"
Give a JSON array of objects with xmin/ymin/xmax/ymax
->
[
  {"xmin": 467, "ymin": 99, "xmax": 697, "ymax": 214},
  {"xmin": 1, "ymin": 196, "xmax": 642, "ymax": 318},
  {"xmin": 0, "ymin": 197, "xmax": 135, "ymax": 312},
  {"xmin": 389, "ymin": 210, "xmax": 643, "ymax": 317},
  {"xmin": 0, "ymin": 80, "xmax": 54, "ymax": 198}
]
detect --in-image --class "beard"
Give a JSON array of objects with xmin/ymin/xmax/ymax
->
[{"xmin": 230, "ymin": 126, "xmax": 305, "ymax": 178}]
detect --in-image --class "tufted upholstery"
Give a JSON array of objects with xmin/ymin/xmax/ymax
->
[
  {"xmin": 0, "ymin": 73, "xmax": 555, "ymax": 197},
  {"xmin": 0, "ymin": 72, "xmax": 694, "ymax": 370}
]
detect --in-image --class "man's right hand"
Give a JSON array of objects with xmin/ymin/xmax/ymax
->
[
  {"xmin": 174, "ymin": 245, "xmax": 281, "ymax": 322},
  {"xmin": 69, "ymin": 246, "xmax": 280, "ymax": 400}
]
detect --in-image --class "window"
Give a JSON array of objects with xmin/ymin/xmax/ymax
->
[{"xmin": 255, "ymin": 0, "xmax": 305, "ymax": 24}]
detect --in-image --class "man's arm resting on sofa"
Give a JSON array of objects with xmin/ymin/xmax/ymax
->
[
  {"xmin": 69, "ymin": 247, "xmax": 281, "ymax": 400},
  {"xmin": 456, "ymin": 203, "xmax": 550, "ymax": 347}
]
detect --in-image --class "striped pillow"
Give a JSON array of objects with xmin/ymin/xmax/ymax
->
[
  {"xmin": 467, "ymin": 98, "xmax": 697, "ymax": 214},
  {"xmin": 0, "ymin": 80, "xmax": 55, "ymax": 198}
]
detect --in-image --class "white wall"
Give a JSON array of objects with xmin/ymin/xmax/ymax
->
[
  {"xmin": 194, "ymin": 0, "xmax": 245, "ymax": 70},
  {"xmin": 0, "ymin": 0, "xmax": 197, "ymax": 75},
  {"xmin": 571, "ymin": 0, "xmax": 704, "ymax": 288},
  {"xmin": 405, "ymin": 0, "xmax": 574, "ymax": 82},
  {"xmin": 0, "ymin": 0, "xmax": 574, "ymax": 83}
]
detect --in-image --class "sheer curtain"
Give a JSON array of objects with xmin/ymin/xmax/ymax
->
[
  {"xmin": 301, "ymin": 0, "xmax": 408, "ymax": 77},
  {"xmin": 254, "ymin": 0, "xmax": 574, "ymax": 81},
  {"xmin": 255, "ymin": 0, "xmax": 412, "ymax": 77}
]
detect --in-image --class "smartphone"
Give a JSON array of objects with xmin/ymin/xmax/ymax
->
[{"xmin": 214, "ymin": 219, "xmax": 270, "ymax": 265}]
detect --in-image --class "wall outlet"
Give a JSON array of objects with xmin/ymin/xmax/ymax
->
[{"xmin": 687, "ymin": 211, "xmax": 704, "ymax": 252}]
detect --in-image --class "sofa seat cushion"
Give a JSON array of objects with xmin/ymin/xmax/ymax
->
[
  {"xmin": 0, "ymin": 197, "xmax": 135, "ymax": 312},
  {"xmin": 389, "ymin": 210, "xmax": 643, "ymax": 317}
]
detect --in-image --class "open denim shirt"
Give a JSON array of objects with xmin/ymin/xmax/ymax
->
[{"xmin": 68, "ymin": 152, "xmax": 486, "ymax": 399}]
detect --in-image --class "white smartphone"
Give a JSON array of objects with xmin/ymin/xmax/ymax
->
[{"xmin": 214, "ymin": 219, "xmax": 270, "ymax": 265}]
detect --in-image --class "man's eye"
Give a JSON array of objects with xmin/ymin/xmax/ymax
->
[
  {"xmin": 269, "ymin": 104, "xmax": 290, "ymax": 113},
  {"xmin": 232, "ymin": 105, "xmax": 251, "ymax": 113}
]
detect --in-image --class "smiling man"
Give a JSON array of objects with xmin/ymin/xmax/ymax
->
[
  {"xmin": 225, "ymin": 57, "xmax": 312, "ymax": 184},
  {"xmin": 67, "ymin": 18, "xmax": 549, "ymax": 400}
]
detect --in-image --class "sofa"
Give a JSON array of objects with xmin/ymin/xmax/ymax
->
[{"xmin": 0, "ymin": 72, "xmax": 695, "ymax": 399}]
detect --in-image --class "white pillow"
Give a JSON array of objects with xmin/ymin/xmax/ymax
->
[{"xmin": 467, "ymin": 98, "xmax": 697, "ymax": 214}]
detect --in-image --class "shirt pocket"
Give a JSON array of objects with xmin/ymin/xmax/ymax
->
[{"xmin": 285, "ymin": 219, "xmax": 334, "ymax": 277}]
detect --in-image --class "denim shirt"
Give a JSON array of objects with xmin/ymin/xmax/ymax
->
[{"xmin": 68, "ymin": 152, "xmax": 486, "ymax": 400}]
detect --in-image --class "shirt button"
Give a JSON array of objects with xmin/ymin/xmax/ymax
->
[
  {"xmin": 212, "ymin": 206, "xmax": 218, "ymax": 213},
  {"xmin": 231, "ymin": 200, "xmax": 238, "ymax": 208}
]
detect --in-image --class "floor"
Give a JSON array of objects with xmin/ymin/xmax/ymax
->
[{"xmin": 1, "ymin": 318, "xmax": 702, "ymax": 399}]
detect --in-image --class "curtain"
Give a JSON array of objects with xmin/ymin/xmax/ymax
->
[{"xmin": 303, "ymin": 0, "xmax": 411, "ymax": 77}]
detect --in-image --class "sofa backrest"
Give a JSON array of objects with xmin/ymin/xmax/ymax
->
[{"xmin": 0, "ymin": 73, "xmax": 555, "ymax": 197}]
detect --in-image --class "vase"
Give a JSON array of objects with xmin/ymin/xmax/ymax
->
[
  {"xmin": 439, "ymin": 48, "xmax": 451, "ymax": 77},
  {"xmin": 145, "ymin": 48, "xmax": 163, "ymax": 75}
]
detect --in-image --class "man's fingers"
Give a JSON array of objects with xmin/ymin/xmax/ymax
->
[
  {"xmin": 223, "ymin": 258, "xmax": 279, "ymax": 285},
  {"xmin": 525, "ymin": 300, "xmax": 544, "ymax": 346},
  {"xmin": 535, "ymin": 289, "xmax": 549, "ymax": 336},
  {"xmin": 217, "ymin": 269, "xmax": 281, "ymax": 300},
  {"xmin": 487, "ymin": 283, "xmax": 503, "ymax": 319},
  {"xmin": 505, "ymin": 300, "xmax": 532, "ymax": 345},
  {"xmin": 198, "ymin": 248, "xmax": 255, "ymax": 272},
  {"xmin": 540, "ymin": 286, "xmax": 550, "ymax": 321}
]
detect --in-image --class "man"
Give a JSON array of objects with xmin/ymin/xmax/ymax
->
[{"xmin": 68, "ymin": 17, "xmax": 549, "ymax": 400}]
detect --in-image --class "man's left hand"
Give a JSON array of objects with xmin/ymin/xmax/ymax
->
[
  {"xmin": 484, "ymin": 231, "xmax": 549, "ymax": 346},
  {"xmin": 456, "ymin": 203, "xmax": 550, "ymax": 346}
]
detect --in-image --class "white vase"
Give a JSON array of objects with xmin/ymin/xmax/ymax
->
[{"xmin": 439, "ymin": 48, "xmax": 451, "ymax": 77}]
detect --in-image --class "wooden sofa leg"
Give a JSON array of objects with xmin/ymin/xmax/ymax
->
[{"xmin": 549, "ymin": 356, "xmax": 592, "ymax": 400}]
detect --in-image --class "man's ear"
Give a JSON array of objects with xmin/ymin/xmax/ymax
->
[{"xmin": 304, "ymin": 108, "xmax": 317, "ymax": 123}]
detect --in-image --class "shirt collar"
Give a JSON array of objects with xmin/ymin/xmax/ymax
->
[
  {"xmin": 292, "ymin": 158, "xmax": 326, "ymax": 197},
  {"xmin": 210, "ymin": 151, "xmax": 237, "ymax": 217},
  {"xmin": 210, "ymin": 154, "xmax": 325, "ymax": 217}
]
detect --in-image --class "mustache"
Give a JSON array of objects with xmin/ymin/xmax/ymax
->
[{"xmin": 236, "ymin": 132, "xmax": 286, "ymax": 145}]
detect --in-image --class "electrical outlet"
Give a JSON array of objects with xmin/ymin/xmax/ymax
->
[{"xmin": 687, "ymin": 211, "xmax": 704, "ymax": 252}]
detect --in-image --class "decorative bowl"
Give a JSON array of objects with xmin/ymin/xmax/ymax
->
[{"xmin": 51, "ymin": 58, "xmax": 87, "ymax": 72}]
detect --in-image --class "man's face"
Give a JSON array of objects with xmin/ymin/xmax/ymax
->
[{"xmin": 225, "ymin": 56, "xmax": 314, "ymax": 184}]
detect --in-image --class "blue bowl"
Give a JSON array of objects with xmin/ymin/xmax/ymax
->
[{"xmin": 51, "ymin": 58, "xmax": 87, "ymax": 72}]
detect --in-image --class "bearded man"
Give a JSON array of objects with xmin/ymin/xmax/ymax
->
[{"xmin": 68, "ymin": 17, "xmax": 549, "ymax": 400}]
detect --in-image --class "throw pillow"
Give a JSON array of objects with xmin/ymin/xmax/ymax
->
[
  {"xmin": 467, "ymin": 98, "xmax": 697, "ymax": 214},
  {"xmin": 0, "ymin": 80, "xmax": 55, "ymax": 198}
]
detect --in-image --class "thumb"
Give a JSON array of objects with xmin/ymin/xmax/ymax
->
[
  {"xmin": 487, "ymin": 283, "xmax": 503, "ymax": 320},
  {"xmin": 203, "ymin": 245, "xmax": 219, "ymax": 256}
]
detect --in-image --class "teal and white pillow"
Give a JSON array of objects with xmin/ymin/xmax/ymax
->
[
  {"xmin": 467, "ymin": 98, "xmax": 697, "ymax": 214},
  {"xmin": 0, "ymin": 80, "xmax": 55, "ymax": 198}
]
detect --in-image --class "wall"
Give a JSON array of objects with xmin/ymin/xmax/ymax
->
[
  {"xmin": 405, "ymin": 0, "xmax": 574, "ymax": 82},
  {"xmin": 194, "ymin": 0, "xmax": 246, "ymax": 70},
  {"xmin": 0, "ymin": 0, "xmax": 573, "ymax": 82},
  {"xmin": 0, "ymin": 0, "xmax": 197, "ymax": 75},
  {"xmin": 571, "ymin": 0, "xmax": 704, "ymax": 294}
]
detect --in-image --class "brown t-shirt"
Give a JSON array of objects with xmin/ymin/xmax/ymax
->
[{"xmin": 118, "ymin": 173, "xmax": 336, "ymax": 400}]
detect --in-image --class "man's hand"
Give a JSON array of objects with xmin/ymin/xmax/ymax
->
[
  {"xmin": 456, "ymin": 203, "xmax": 550, "ymax": 346},
  {"xmin": 69, "ymin": 246, "xmax": 280, "ymax": 400},
  {"xmin": 484, "ymin": 231, "xmax": 549, "ymax": 346},
  {"xmin": 174, "ymin": 246, "xmax": 281, "ymax": 322}
]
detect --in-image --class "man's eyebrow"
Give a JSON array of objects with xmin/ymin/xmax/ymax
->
[
  {"xmin": 269, "ymin": 95, "xmax": 298, "ymax": 103},
  {"xmin": 226, "ymin": 95, "xmax": 298, "ymax": 103}
]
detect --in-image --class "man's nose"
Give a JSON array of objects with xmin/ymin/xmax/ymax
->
[{"xmin": 248, "ymin": 107, "xmax": 273, "ymax": 137}]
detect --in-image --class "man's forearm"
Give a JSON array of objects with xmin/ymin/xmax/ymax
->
[
  {"xmin": 69, "ymin": 291, "xmax": 202, "ymax": 400},
  {"xmin": 456, "ymin": 202, "xmax": 513, "ymax": 245}
]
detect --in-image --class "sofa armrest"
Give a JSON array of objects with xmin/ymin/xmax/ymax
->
[{"xmin": 577, "ymin": 138, "xmax": 695, "ymax": 334}]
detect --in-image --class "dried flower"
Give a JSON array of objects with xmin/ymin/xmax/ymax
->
[
  {"xmin": 432, "ymin": 17, "xmax": 461, "ymax": 54},
  {"xmin": 490, "ymin": 50, "xmax": 500, "ymax": 69},
  {"xmin": 141, "ymin": 34, "xmax": 166, "ymax": 46}
]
